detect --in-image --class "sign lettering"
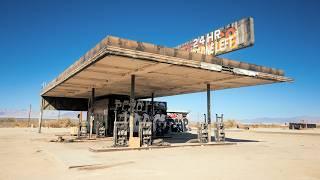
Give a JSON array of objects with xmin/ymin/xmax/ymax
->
[{"xmin": 176, "ymin": 17, "xmax": 255, "ymax": 56}]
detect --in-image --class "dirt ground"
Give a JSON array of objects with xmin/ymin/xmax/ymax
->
[{"xmin": 1, "ymin": 128, "xmax": 320, "ymax": 180}]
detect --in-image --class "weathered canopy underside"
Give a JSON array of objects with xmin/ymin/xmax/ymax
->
[{"xmin": 41, "ymin": 36, "xmax": 292, "ymax": 99}]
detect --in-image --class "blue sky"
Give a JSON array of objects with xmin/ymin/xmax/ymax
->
[{"xmin": 0, "ymin": 0, "xmax": 319, "ymax": 121}]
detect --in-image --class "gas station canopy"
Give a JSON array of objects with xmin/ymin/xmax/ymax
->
[{"xmin": 41, "ymin": 36, "xmax": 292, "ymax": 100}]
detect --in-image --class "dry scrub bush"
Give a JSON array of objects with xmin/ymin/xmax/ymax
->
[
  {"xmin": 0, "ymin": 118, "xmax": 77, "ymax": 128},
  {"xmin": 46, "ymin": 118, "xmax": 77, "ymax": 128},
  {"xmin": 249, "ymin": 123, "xmax": 281, "ymax": 128},
  {"xmin": 224, "ymin": 120, "xmax": 238, "ymax": 128}
]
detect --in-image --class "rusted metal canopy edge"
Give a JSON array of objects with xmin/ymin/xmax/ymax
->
[
  {"xmin": 41, "ymin": 36, "xmax": 293, "ymax": 96},
  {"xmin": 105, "ymin": 46, "xmax": 293, "ymax": 83}
]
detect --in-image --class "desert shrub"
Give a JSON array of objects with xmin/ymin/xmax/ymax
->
[
  {"xmin": 188, "ymin": 119, "xmax": 238, "ymax": 129},
  {"xmin": 0, "ymin": 118, "xmax": 16, "ymax": 127},
  {"xmin": 7, "ymin": 118, "xmax": 16, "ymax": 122},
  {"xmin": 248, "ymin": 123, "xmax": 281, "ymax": 128},
  {"xmin": 224, "ymin": 120, "xmax": 238, "ymax": 128},
  {"xmin": 0, "ymin": 118, "xmax": 79, "ymax": 128},
  {"xmin": 46, "ymin": 118, "xmax": 77, "ymax": 128}
]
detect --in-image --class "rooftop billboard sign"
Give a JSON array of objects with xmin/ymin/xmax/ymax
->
[{"xmin": 176, "ymin": 17, "xmax": 254, "ymax": 56}]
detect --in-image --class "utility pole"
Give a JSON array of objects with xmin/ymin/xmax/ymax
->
[
  {"xmin": 38, "ymin": 98, "xmax": 44, "ymax": 133},
  {"xmin": 28, "ymin": 104, "xmax": 32, "ymax": 127}
]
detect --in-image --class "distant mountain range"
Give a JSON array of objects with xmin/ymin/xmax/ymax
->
[
  {"xmin": 242, "ymin": 116, "xmax": 320, "ymax": 124},
  {"xmin": 0, "ymin": 109, "xmax": 319, "ymax": 123},
  {"xmin": 0, "ymin": 109, "xmax": 79, "ymax": 119}
]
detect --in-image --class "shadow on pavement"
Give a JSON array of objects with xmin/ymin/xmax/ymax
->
[
  {"xmin": 224, "ymin": 137, "xmax": 260, "ymax": 142},
  {"xmin": 158, "ymin": 132, "xmax": 260, "ymax": 144}
]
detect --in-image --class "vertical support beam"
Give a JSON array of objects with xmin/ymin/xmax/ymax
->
[
  {"xmin": 86, "ymin": 97, "xmax": 90, "ymax": 136},
  {"xmin": 38, "ymin": 97, "xmax": 44, "ymax": 133},
  {"xmin": 151, "ymin": 92, "xmax": 155, "ymax": 138},
  {"xmin": 129, "ymin": 75, "xmax": 135, "ymax": 139},
  {"xmin": 207, "ymin": 84, "xmax": 211, "ymax": 124},
  {"xmin": 91, "ymin": 88, "xmax": 95, "ymax": 110},
  {"xmin": 128, "ymin": 75, "xmax": 140, "ymax": 147},
  {"xmin": 151, "ymin": 92, "xmax": 154, "ymax": 117},
  {"xmin": 89, "ymin": 88, "xmax": 95, "ymax": 139},
  {"xmin": 207, "ymin": 84, "xmax": 211, "ymax": 142},
  {"xmin": 78, "ymin": 111, "xmax": 82, "ymax": 138},
  {"xmin": 104, "ymin": 103, "xmax": 109, "ymax": 136}
]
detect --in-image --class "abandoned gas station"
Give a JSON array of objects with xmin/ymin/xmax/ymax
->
[{"xmin": 38, "ymin": 17, "xmax": 292, "ymax": 148}]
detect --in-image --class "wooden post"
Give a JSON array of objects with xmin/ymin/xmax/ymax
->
[
  {"xmin": 38, "ymin": 98, "xmax": 44, "ymax": 133},
  {"xmin": 28, "ymin": 104, "xmax": 31, "ymax": 127},
  {"xmin": 207, "ymin": 84, "xmax": 211, "ymax": 142}
]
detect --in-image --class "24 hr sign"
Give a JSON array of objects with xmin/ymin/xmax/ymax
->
[{"xmin": 176, "ymin": 17, "xmax": 255, "ymax": 56}]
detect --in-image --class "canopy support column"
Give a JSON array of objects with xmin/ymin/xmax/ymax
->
[
  {"xmin": 151, "ymin": 92, "xmax": 154, "ymax": 136},
  {"xmin": 129, "ymin": 75, "xmax": 140, "ymax": 147},
  {"xmin": 89, "ymin": 88, "xmax": 95, "ymax": 139},
  {"xmin": 151, "ymin": 92, "xmax": 154, "ymax": 117},
  {"xmin": 129, "ymin": 75, "xmax": 135, "ymax": 139},
  {"xmin": 207, "ymin": 84, "xmax": 211, "ymax": 142}
]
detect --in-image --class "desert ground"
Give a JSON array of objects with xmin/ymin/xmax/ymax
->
[{"xmin": 1, "ymin": 127, "xmax": 320, "ymax": 180}]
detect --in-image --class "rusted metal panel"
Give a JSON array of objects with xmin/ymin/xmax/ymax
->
[
  {"xmin": 200, "ymin": 62, "xmax": 222, "ymax": 71},
  {"xmin": 176, "ymin": 17, "xmax": 254, "ymax": 56},
  {"xmin": 42, "ymin": 96, "xmax": 88, "ymax": 111},
  {"xmin": 233, "ymin": 68, "xmax": 257, "ymax": 77}
]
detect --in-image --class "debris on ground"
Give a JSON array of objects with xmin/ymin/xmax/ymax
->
[
  {"xmin": 50, "ymin": 136, "xmax": 74, "ymax": 143},
  {"xmin": 152, "ymin": 138, "xmax": 171, "ymax": 146}
]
